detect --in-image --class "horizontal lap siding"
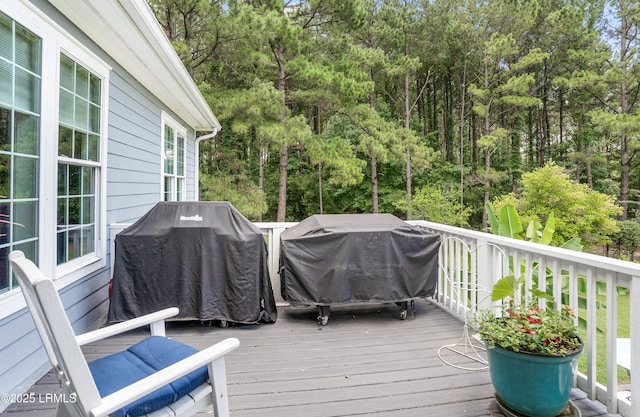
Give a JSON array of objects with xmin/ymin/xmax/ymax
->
[
  {"xmin": 106, "ymin": 72, "xmax": 198, "ymax": 223},
  {"xmin": 107, "ymin": 73, "xmax": 163, "ymax": 223},
  {"xmin": 0, "ymin": 311, "xmax": 48, "ymax": 399}
]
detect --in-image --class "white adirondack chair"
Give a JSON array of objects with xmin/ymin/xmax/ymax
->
[{"xmin": 9, "ymin": 250, "xmax": 240, "ymax": 417}]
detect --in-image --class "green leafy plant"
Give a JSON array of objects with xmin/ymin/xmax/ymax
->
[
  {"xmin": 485, "ymin": 202, "xmax": 583, "ymax": 250},
  {"xmin": 486, "ymin": 201, "xmax": 598, "ymax": 316},
  {"xmin": 473, "ymin": 275, "xmax": 582, "ymax": 356}
]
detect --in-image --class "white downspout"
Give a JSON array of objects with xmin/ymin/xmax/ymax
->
[{"xmin": 195, "ymin": 128, "xmax": 219, "ymax": 201}]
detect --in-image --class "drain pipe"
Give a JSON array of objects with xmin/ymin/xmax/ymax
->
[{"xmin": 195, "ymin": 128, "xmax": 219, "ymax": 201}]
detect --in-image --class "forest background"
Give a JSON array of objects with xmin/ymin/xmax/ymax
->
[{"xmin": 148, "ymin": 0, "xmax": 640, "ymax": 258}]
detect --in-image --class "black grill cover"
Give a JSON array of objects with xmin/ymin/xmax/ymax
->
[
  {"xmin": 108, "ymin": 201, "xmax": 277, "ymax": 324},
  {"xmin": 279, "ymin": 214, "xmax": 440, "ymax": 305}
]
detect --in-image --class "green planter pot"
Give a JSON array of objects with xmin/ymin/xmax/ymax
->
[{"xmin": 487, "ymin": 343, "xmax": 583, "ymax": 417}]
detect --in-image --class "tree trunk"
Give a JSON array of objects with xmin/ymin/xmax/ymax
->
[
  {"xmin": 459, "ymin": 59, "xmax": 467, "ymax": 223},
  {"xmin": 540, "ymin": 59, "xmax": 550, "ymax": 166},
  {"xmin": 558, "ymin": 87, "xmax": 564, "ymax": 145},
  {"xmin": 444, "ymin": 77, "xmax": 452, "ymax": 162},
  {"xmin": 432, "ymin": 82, "xmax": 437, "ymax": 136},
  {"xmin": 404, "ymin": 68, "xmax": 412, "ymax": 220},
  {"xmin": 483, "ymin": 146, "xmax": 491, "ymax": 230},
  {"xmin": 471, "ymin": 103, "xmax": 477, "ymax": 169},
  {"xmin": 277, "ymin": 143, "xmax": 288, "ymax": 221},
  {"xmin": 318, "ymin": 163, "xmax": 323, "ymax": 214},
  {"xmin": 575, "ymin": 140, "xmax": 582, "ymax": 183},
  {"xmin": 417, "ymin": 77, "xmax": 427, "ymax": 136},
  {"xmin": 481, "ymin": 59, "xmax": 491, "ymax": 230},
  {"xmin": 369, "ymin": 83, "xmax": 379, "ymax": 214},
  {"xmin": 258, "ymin": 143, "xmax": 266, "ymax": 222},
  {"xmin": 586, "ymin": 143, "xmax": 593, "ymax": 188},
  {"xmin": 527, "ymin": 109, "xmax": 535, "ymax": 168},
  {"xmin": 539, "ymin": 109, "xmax": 548, "ymax": 167},
  {"xmin": 620, "ymin": 138, "xmax": 630, "ymax": 219},
  {"xmin": 276, "ymin": 43, "xmax": 288, "ymax": 222},
  {"xmin": 369, "ymin": 88, "xmax": 378, "ymax": 213},
  {"xmin": 371, "ymin": 155, "xmax": 379, "ymax": 213},
  {"xmin": 619, "ymin": 13, "xmax": 631, "ymax": 220}
]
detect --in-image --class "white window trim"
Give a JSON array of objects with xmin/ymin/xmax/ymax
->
[
  {"xmin": 161, "ymin": 112, "xmax": 187, "ymax": 201},
  {"xmin": 0, "ymin": 2, "xmax": 111, "ymax": 316},
  {"xmin": 54, "ymin": 45, "xmax": 109, "ymax": 280}
]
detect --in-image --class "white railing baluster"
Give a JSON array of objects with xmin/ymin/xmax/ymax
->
[
  {"xmin": 524, "ymin": 253, "xmax": 533, "ymax": 304},
  {"xmin": 470, "ymin": 239, "xmax": 478, "ymax": 309},
  {"xmin": 606, "ymin": 272, "xmax": 618, "ymax": 413},
  {"xmin": 552, "ymin": 260, "xmax": 561, "ymax": 311},
  {"xmin": 568, "ymin": 263, "xmax": 579, "ymax": 327},
  {"xmin": 457, "ymin": 240, "xmax": 466, "ymax": 315},
  {"xmin": 585, "ymin": 268, "xmax": 598, "ymax": 399},
  {"xmin": 538, "ymin": 255, "xmax": 547, "ymax": 310},
  {"xmin": 631, "ymin": 275, "xmax": 640, "ymax": 417}
]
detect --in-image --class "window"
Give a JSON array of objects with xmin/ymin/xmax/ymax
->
[
  {"xmin": 162, "ymin": 116, "xmax": 186, "ymax": 201},
  {"xmin": 0, "ymin": 13, "xmax": 41, "ymax": 294},
  {"xmin": 0, "ymin": 6, "xmax": 108, "ymax": 298},
  {"xmin": 56, "ymin": 54, "xmax": 100, "ymax": 265}
]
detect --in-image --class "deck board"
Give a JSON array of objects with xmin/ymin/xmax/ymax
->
[{"xmin": 2, "ymin": 300, "xmax": 619, "ymax": 417}]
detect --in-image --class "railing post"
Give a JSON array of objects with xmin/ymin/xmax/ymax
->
[
  {"xmin": 269, "ymin": 226, "xmax": 285, "ymax": 304},
  {"xmin": 476, "ymin": 237, "xmax": 496, "ymax": 310},
  {"xmin": 631, "ymin": 275, "xmax": 640, "ymax": 417}
]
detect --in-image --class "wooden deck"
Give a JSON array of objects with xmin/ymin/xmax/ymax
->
[{"xmin": 2, "ymin": 299, "xmax": 618, "ymax": 417}]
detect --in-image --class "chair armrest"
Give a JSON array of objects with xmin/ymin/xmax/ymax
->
[
  {"xmin": 76, "ymin": 308, "xmax": 180, "ymax": 346},
  {"xmin": 88, "ymin": 337, "xmax": 240, "ymax": 417}
]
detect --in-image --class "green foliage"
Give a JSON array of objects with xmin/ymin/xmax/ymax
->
[
  {"xmin": 489, "ymin": 162, "xmax": 620, "ymax": 247},
  {"xmin": 409, "ymin": 184, "xmax": 471, "ymax": 227},
  {"xmin": 312, "ymin": 112, "xmax": 367, "ymax": 186},
  {"xmin": 347, "ymin": 104, "xmax": 404, "ymax": 163},
  {"xmin": 486, "ymin": 203, "xmax": 522, "ymax": 239},
  {"xmin": 199, "ymin": 173, "xmax": 267, "ymax": 220},
  {"xmin": 148, "ymin": 0, "xmax": 637, "ymax": 230},
  {"xmin": 148, "ymin": 0, "xmax": 226, "ymax": 80},
  {"xmin": 486, "ymin": 202, "xmax": 585, "ymax": 252},
  {"xmin": 611, "ymin": 220, "xmax": 640, "ymax": 260},
  {"xmin": 520, "ymin": 163, "xmax": 621, "ymax": 247},
  {"xmin": 477, "ymin": 128, "xmax": 509, "ymax": 150}
]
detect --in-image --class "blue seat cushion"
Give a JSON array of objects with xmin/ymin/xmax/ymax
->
[{"xmin": 88, "ymin": 336, "xmax": 208, "ymax": 417}]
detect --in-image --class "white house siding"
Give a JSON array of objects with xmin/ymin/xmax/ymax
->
[
  {"xmin": 0, "ymin": 0, "xmax": 201, "ymax": 408},
  {"xmin": 107, "ymin": 74, "xmax": 165, "ymax": 222},
  {"xmin": 107, "ymin": 72, "xmax": 198, "ymax": 223}
]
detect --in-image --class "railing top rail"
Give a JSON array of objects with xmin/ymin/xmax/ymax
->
[
  {"xmin": 254, "ymin": 222, "xmax": 298, "ymax": 229},
  {"xmin": 408, "ymin": 220, "xmax": 640, "ymax": 278}
]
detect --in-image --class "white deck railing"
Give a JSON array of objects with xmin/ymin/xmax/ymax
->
[
  {"xmin": 254, "ymin": 220, "xmax": 640, "ymax": 417},
  {"xmin": 112, "ymin": 220, "xmax": 640, "ymax": 417},
  {"xmin": 403, "ymin": 220, "xmax": 640, "ymax": 417}
]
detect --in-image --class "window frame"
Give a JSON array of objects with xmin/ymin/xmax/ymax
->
[
  {"xmin": 161, "ymin": 112, "xmax": 187, "ymax": 202},
  {"xmin": 55, "ymin": 51, "xmax": 106, "ymax": 272},
  {"xmin": 0, "ymin": 2, "xmax": 110, "ymax": 311},
  {"xmin": 53, "ymin": 45, "xmax": 109, "ymax": 282}
]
